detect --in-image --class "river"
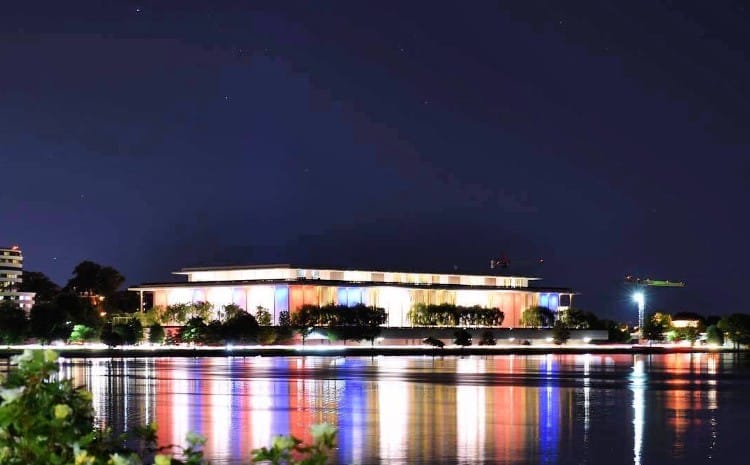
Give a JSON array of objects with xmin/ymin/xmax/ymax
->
[{"xmin": 60, "ymin": 352, "xmax": 750, "ymax": 464}]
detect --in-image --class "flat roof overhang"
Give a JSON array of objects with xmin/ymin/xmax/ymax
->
[
  {"xmin": 129, "ymin": 278, "xmax": 574, "ymax": 294},
  {"xmin": 172, "ymin": 263, "xmax": 541, "ymax": 280}
]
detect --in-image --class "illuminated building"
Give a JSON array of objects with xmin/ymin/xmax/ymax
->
[
  {"xmin": 0, "ymin": 245, "xmax": 35, "ymax": 311},
  {"xmin": 129, "ymin": 264, "xmax": 574, "ymax": 327}
]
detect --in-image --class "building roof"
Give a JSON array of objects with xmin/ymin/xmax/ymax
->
[
  {"xmin": 129, "ymin": 277, "xmax": 574, "ymax": 294},
  {"xmin": 172, "ymin": 263, "xmax": 541, "ymax": 280}
]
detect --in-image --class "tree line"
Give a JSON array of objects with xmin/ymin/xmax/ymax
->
[
  {"xmin": 0, "ymin": 261, "xmax": 137, "ymax": 344},
  {"xmin": 642, "ymin": 311, "xmax": 750, "ymax": 348},
  {"xmin": 407, "ymin": 303, "xmax": 505, "ymax": 326}
]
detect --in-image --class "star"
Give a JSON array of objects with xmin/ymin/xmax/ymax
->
[{"xmin": 136, "ymin": 8, "xmax": 142, "ymax": 14}]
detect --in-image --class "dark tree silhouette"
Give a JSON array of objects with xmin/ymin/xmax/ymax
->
[
  {"xmin": 65, "ymin": 261, "xmax": 125, "ymax": 299},
  {"xmin": 19, "ymin": 271, "xmax": 60, "ymax": 303}
]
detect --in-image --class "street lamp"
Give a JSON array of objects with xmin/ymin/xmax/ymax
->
[{"xmin": 633, "ymin": 292, "xmax": 645, "ymax": 341}]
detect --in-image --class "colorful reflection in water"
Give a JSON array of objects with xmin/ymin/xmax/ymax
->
[{"xmin": 59, "ymin": 353, "xmax": 747, "ymax": 465}]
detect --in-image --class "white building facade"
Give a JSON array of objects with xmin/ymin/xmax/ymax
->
[
  {"xmin": 130, "ymin": 265, "xmax": 574, "ymax": 328},
  {"xmin": 0, "ymin": 246, "xmax": 35, "ymax": 312}
]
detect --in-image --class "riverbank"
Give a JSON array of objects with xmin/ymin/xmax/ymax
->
[{"xmin": 0, "ymin": 343, "xmax": 738, "ymax": 359}]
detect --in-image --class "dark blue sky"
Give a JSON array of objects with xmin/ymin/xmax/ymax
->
[{"xmin": 2, "ymin": 1, "xmax": 749, "ymax": 321}]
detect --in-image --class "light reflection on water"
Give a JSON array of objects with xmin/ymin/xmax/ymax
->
[{"xmin": 57, "ymin": 353, "xmax": 750, "ymax": 465}]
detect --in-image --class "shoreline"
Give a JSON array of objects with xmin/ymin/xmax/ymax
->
[{"xmin": 0, "ymin": 344, "xmax": 740, "ymax": 359}]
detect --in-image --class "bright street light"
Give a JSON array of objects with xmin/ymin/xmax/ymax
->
[{"xmin": 633, "ymin": 291, "xmax": 645, "ymax": 341}]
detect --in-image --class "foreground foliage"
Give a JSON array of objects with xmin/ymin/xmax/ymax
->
[{"xmin": 0, "ymin": 349, "xmax": 336, "ymax": 465}]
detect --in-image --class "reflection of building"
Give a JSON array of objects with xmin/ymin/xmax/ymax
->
[
  {"xmin": 0, "ymin": 245, "xmax": 34, "ymax": 311},
  {"xmin": 130, "ymin": 264, "xmax": 574, "ymax": 327}
]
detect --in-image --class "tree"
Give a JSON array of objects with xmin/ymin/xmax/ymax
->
[
  {"xmin": 552, "ymin": 320, "xmax": 570, "ymax": 345},
  {"xmin": 29, "ymin": 302, "xmax": 70, "ymax": 343},
  {"xmin": 222, "ymin": 312, "xmax": 259, "ymax": 344},
  {"xmin": 705, "ymin": 324, "xmax": 724, "ymax": 345},
  {"xmin": 163, "ymin": 303, "xmax": 190, "ymax": 324},
  {"xmin": 717, "ymin": 313, "xmax": 750, "ymax": 349},
  {"xmin": 673, "ymin": 326, "xmax": 700, "ymax": 345},
  {"xmin": 114, "ymin": 318, "xmax": 143, "ymax": 345},
  {"xmin": 105, "ymin": 290, "xmax": 140, "ymax": 313},
  {"xmin": 192, "ymin": 301, "xmax": 213, "ymax": 321},
  {"xmin": 65, "ymin": 260, "xmax": 101, "ymax": 295},
  {"xmin": 55, "ymin": 292, "xmax": 103, "ymax": 331},
  {"xmin": 407, "ymin": 303, "xmax": 503, "ymax": 327},
  {"xmin": 291, "ymin": 305, "xmax": 318, "ymax": 345},
  {"xmin": 162, "ymin": 302, "xmax": 213, "ymax": 324},
  {"xmin": 203, "ymin": 320, "xmax": 225, "ymax": 345},
  {"xmin": 279, "ymin": 310, "xmax": 291, "ymax": 327},
  {"xmin": 291, "ymin": 304, "xmax": 387, "ymax": 345},
  {"xmin": 222, "ymin": 304, "xmax": 245, "ymax": 321},
  {"xmin": 18, "ymin": 271, "xmax": 60, "ymax": 303},
  {"xmin": 520, "ymin": 306, "xmax": 555, "ymax": 328},
  {"xmin": 255, "ymin": 306, "xmax": 272, "ymax": 326},
  {"xmin": 602, "ymin": 320, "xmax": 632, "ymax": 343},
  {"xmin": 560, "ymin": 308, "xmax": 599, "ymax": 329},
  {"xmin": 643, "ymin": 312, "xmax": 672, "ymax": 341},
  {"xmin": 96, "ymin": 266, "xmax": 125, "ymax": 298},
  {"xmin": 0, "ymin": 301, "xmax": 28, "ymax": 344}
]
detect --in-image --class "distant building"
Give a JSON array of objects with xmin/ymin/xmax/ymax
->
[
  {"xmin": 129, "ymin": 264, "xmax": 574, "ymax": 327},
  {"xmin": 0, "ymin": 245, "xmax": 35, "ymax": 311},
  {"xmin": 671, "ymin": 313, "xmax": 702, "ymax": 329}
]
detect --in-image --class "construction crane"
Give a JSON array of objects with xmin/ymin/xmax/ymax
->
[
  {"xmin": 490, "ymin": 252, "xmax": 544, "ymax": 271},
  {"xmin": 624, "ymin": 275, "xmax": 685, "ymax": 341}
]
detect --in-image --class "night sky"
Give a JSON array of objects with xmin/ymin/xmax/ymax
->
[{"xmin": 2, "ymin": 1, "xmax": 749, "ymax": 321}]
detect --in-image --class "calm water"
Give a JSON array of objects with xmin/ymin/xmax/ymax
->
[{"xmin": 59, "ymin": 353, "xmax": 750, "ymax": 465}]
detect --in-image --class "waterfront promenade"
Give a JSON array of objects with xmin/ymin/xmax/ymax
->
[{"xmin": 0, "ymin": 343, "xmax": 734, "ymax": 359}]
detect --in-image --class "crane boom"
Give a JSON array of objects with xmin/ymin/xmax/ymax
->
[
  {"xmin": 625, "ymin": 276, "xmax": 685, "ymax": 287},
  {"xmin": 642, "ymin": 279, "xmax": 685, "ymax": 287},
  {"xmin": 624, "ymin": 275, "xmax": 685, "ymax": 342}
]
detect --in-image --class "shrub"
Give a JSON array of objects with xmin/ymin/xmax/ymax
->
[
  {"xmin": 422, "ymin": 337, "xmax": 444, "ymax": 348},
  {"xmin": 100, "ymin": 323, "xmax": 124, "ymax": 347},
  {"xmin": 149, "ymin": 323, "xmax": 165, "ymax": 344},
  {"xmin": 253, "ymin": 423, "xmax": 337, "ymax": 465},
  {"xmin": 0, "ymin": 350, "xmax": 101, "ymax": 464},
  {"xmin": 478, "ymin": 331, "xmax": 496, "ymax": 346},
  {"xmin": 552, "ymin": 321, "xmax": 570, "ymax": 345},
  {"xmin": 203, "ymin": 320, "xmax": 225, "ymax": 345},
  {"xmin": 453, "ymin": 329, "xmax": 472, "ymax": 346},
  {"xmin": 257, "ymin": 327, "xmax": 278, "ymax": 345},
  {"xmin": 68, "ymin": 324, "xmax": 97, "ymax": 344},
  {"xmin": 180, "ymin": 316, "xmax": 208, "ymax": 344},
  {"xmin": 222, "ymin": 312, "xmax": 259, "ymax": 344},
  {"xmin": 115, "ymin": 317, "xmax": 144, "ymax": 345}
]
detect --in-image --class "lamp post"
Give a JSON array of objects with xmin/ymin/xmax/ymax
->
[{"xmin": 633, "ymin": 291, "xmax": 645, "ymax": 341}]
